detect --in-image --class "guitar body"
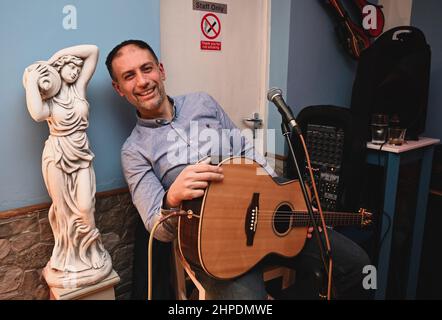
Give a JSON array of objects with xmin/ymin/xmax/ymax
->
[{"xmin": 178, "ymin": 158, "xmax": 309, "ymax": 280}]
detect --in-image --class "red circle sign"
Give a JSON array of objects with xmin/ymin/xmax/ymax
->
[{"xmin": 201, "ymin": 13, "xmax": 221, "ymax": 40}]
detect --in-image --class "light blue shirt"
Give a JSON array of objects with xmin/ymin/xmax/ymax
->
[{"xmin": 121, "ymin": 92, "xmax": 273, "ymax": 242}]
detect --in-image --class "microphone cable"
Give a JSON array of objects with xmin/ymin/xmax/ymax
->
[{"xmin": 299, "ymin": 133, "xmax": 335, "ymax": 300}]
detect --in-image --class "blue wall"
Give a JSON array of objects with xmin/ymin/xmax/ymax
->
[
  {"xmin": 267, "ymin": 0, "xmax": 373, "ymax": 156},
  {"xmin": 286, "ymin": 0, "xmax": 357, "ymax": 115},
  {"xmin": 268, "ymin": 0, "xmax": 292, "ymax": 156},
  {"xmin": 0, "ymin": 0, "xmax": 160, "ymax": 211},
  {"xmin": 411, "ymin": 0, "xmax": 442, "ymax": 141}
]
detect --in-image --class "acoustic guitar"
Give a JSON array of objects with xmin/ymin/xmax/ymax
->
[
  {"xmin": 325, "ymin": 0, "xmax": 371, "ymax": 59},
  {"xmin": 178, "ymin": 157, "xmax": 372, "ymax": 280}
]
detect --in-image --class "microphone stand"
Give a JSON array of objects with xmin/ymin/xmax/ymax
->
[{"xmin": 281, "ymin": 122, "xmax": 332, "ymax": 297}]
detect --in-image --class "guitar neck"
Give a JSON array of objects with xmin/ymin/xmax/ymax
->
[{"xmin": 291, "ymin": 211, "xmax": 363, "ymax": 228}]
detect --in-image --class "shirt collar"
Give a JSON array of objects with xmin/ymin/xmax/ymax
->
[{"xmin": 136, "ymin": 96, "xmax": 177, "ymax": 128}]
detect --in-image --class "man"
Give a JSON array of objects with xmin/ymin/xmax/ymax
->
[{"xmin": 106, "ymin": 40, "xmax": 371, "ymax": 299}]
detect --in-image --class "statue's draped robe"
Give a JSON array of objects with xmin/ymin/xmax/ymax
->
[{"xmin": 42, "ymin": 85, "xmax": 106, "ymax": 272}]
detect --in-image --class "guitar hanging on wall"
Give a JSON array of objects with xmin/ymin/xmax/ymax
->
[
  {"xmin": 323, "ymin": 0, "xmax": 385, "ymax": 59},
  {"xmin": 178, "ymin": 157, "xmax": 372, "ymax": 280}
]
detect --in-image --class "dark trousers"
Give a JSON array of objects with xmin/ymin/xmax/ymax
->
[
  {"xmin": 194, "ymin": 229, "xmax": 372, "ymax": 300},
  {"xmin": 131, "ymin": 216, "xmax": 174, "ymax": 300}
]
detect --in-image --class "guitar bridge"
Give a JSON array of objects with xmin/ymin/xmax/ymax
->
[{"xmin": 245, "ymin": 193, "xmax": 260, "ymax": 246}]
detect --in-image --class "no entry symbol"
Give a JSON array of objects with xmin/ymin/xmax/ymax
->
[{"xmin": 201, "ymin": 13, "xmax": 221, "ymax": 40}]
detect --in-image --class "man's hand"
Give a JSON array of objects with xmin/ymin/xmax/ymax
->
[
  {"xmin": 166, "ymin": 160, "xmax": 224, "ymax": 208},
  {"xmin": 307, "ymin": 226, "xmax": 323, "ymax": 239}
]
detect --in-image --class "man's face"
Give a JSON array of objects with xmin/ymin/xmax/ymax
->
[{"xmin": 111, "ymin": 45, "xmax": 167, "ymax": 118}]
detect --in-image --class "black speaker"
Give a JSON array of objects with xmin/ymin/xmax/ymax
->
[
  {"xmin": 285, "ymin": 105, "xmax": 366, "ymax": 212},
  {"xmin": 351, "ymin": 26, "xmax": 431, "ymax": 140}
]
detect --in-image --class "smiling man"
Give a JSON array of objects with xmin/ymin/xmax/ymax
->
[
  {"xmin": 105, "ymin": 40, "xmax": 371, "ymax": 300},
  {"xmin": 109, "ymin": 43, "xmax": 170, "ymax": 120}
]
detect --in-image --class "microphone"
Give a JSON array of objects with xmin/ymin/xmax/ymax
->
[{"xmin": 267, "ymin": 88, "xmax": 300, "ymax": 134}]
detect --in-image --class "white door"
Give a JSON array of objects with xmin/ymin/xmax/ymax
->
[
  {"xmin": 378, "ymin": 0, "xmax": 413, "ymax": 32},
  {"xmin": 160, "ymin": 0, "xmax": 270, "ymax": 154}
]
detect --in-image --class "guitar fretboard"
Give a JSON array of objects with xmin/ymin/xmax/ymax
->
[{"xmin": 289, "ymin": 211, "xmax": 363, "ymax": 227}]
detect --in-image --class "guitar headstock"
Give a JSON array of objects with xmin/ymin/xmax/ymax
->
[{"xmin": 359, "ymin": 208, "xmax": 373, "ymax": 227}]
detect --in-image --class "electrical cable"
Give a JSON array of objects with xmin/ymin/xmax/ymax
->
[
  {"xmin": 299, "ymin": 134, "xmax": 335, "ymax": 300},
  {"xmin": 147, "ymin": 210, "xmax": 191, "ymax": 301}
]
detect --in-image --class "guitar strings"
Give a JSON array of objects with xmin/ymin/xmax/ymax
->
[{"xmin": 199, "ymin": 216, "xmax": 362, "ymax": 221}]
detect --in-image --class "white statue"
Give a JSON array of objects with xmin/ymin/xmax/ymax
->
[{"xmin": 23, "ymin": 45, "xmax": 112, "ymax": 288}]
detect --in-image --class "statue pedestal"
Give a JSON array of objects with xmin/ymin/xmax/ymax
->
[{"xmin": 49, "ymin": 270, "xmax": 120, "ymax": 300}]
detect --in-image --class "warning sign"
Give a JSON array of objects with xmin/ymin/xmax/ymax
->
[
  {"xmin": 200, "ymin": 13, "xmax": 222, "ymax": 51},
  {"xmin": 201, "ymin": 41, "xmax": 221, "ymax": 51},
  {"xmin": 201, "ymin": 13, "xmax": 221, "ymax": 40}
]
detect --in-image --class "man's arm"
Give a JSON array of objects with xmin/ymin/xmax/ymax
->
[
  {"xmin": 122, "ymin": 146, "xmax": 224, "ymax": 242},
  {"xmin": 122, "ymin": 148, "xmax": 177, "ymax": 242}
]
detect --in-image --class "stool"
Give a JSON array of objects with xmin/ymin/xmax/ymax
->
[
  {"xmin": 263, "ymin": 265, "xmax": 295, "ymax": 291},
  {"xmin": 172, "ymin": 242, "xmax": 295, "ymax": 300},
  {"xmin": 173, "ymin": 242, "xmax": 206, "ymax": 300}
]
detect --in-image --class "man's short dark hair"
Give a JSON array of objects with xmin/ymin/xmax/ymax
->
[{"xmin": 105, "ymin": 40, "xmax": 159, "ymax": 80}]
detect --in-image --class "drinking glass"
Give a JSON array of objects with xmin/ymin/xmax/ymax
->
[
  {"xmin": 388, "ymin": 128, "xmax": 407, "ymax": 146},
  {"xmin": 371, "ymin": 114, "xmax": 388, "ymax": 145}
]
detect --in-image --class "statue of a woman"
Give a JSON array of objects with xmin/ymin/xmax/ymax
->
[{"xmin": 23, "ymin": 45, "xmax": 112, "ymax": 288}]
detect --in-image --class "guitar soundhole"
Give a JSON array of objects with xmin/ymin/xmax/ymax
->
[{"xmin": 273, "ymin": 204, "xmax": 292, "ymax": 236}]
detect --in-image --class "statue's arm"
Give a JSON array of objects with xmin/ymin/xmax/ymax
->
[
  {"xmin": 24, "ymin": 64, "xmax": 50, "ymax": 122},
  {"xmin": 48, "ymin": 45, "xmax": 99, "ymax": 97}
]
